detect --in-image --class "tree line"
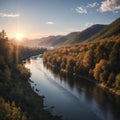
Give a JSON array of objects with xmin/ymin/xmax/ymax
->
[{"xmin": 43, "ymin": 35, "xmax": 120, "ymax": 95}]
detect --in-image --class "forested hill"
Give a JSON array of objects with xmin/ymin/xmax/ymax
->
[
  {"xmin": 43, "ymin": 18, "xmax": 120, "ymax": 96},
  {"xmin": 43, "ymin": 36, "xmax": 120, "ymax": 95},
  {"xmin": 63, "ymin": 24, "xmax": 107, "ymax": 45},
  {"xmin": 85, "ymin": 17, "xmax": 120, "ymax": 42},
  {"xmin": 63, "ymin": 17, "xmax": 120, "ymax": 45},
  {"xmin": 37, "ymin": 32, "xmax": 79, "ymax": 47},
  {"xmin": 0, "ymin": 30, "xmax": 60, "ymax": 120}
]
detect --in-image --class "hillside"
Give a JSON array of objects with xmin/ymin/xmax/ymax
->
[
  {"xmin": 38, "ymin": 32, "xmax": 79, "ymax": 47},
  {"xmin": 42, "ymin": 17, "xmax": 120, "ymax": 95},
  {"xmin": 49, "ymin": 17, "xmax": 120, "ymax": 46},
  {"xmin": 63, "ymin": 24, "xmax": 107, "ymax": 45},
  {"xmin": 85, "ymin": 17, "xmax": 120, "ymax": 42},
  {"xmin": 38, "ymin": 24, "xmax": 106, "ymax": 47},
  {"xmin": 38, "ymin": 35, "xmax": 64, "ymax": 47},
  {"xmin": 43, "ymin": 36, "xmax": 120, "ymax": 95}
]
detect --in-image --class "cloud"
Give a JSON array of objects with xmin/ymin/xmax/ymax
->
[
  {"xmin": 75, "ymin": 6, "xmax": 87, "ymax": 14},
  {"xmin": 88, "ymin": 2, "xmax": 98, "ymax": 8},
  {"xmin": 85, "ymin": 23, "xmax": 94, "ymax": 28},
  {"xmin": 100, "ymin": 0, "xmax": 120, "ymax": 12},
  {"xmin": 46, "ymin": 21, "xmax": 54, "ymax": 25},
  {"xmin": 0, "ymin": 13, "xmax": 20, "ymax": 17}
]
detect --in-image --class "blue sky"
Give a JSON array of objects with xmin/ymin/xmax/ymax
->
[{"xmin": 0, "ymin": 0, "xmax": 120, "ymax": 39}]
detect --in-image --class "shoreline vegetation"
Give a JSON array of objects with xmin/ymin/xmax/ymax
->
[
  {"xmin": 44, "ymin": 62, "xmax": 120, "ymax": 96},
  {"xmin": 0, "ymin": 30, "xmax": 61, "ymax": 120},
  {"xmin": 43, "ymin": 37, "xmax": 120, "ymax": 96}
]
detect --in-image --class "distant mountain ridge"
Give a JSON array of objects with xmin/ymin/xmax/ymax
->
[
  {"xmin": 12, "ymin": 17, "xmax": 120, "ymax": 47},
  {"xmin": 38, "ymin": 32, "xmax": 80, "ymax": 47},
  {"xmin": 37, "ymin": 24, "xmax": 107, "ymax": 47}
]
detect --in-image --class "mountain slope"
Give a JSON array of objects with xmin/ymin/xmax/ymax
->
[
  {"xmin": 47, "ymin": 24, "xmax": 106, "ymax": 47},
  {"xmin": 53, "ymin": 32, "xmax": 79, "ymax": 46},
  {"xmin": 85, "ymin": 17, "xmax": 120, "ymax": 42},
  {"xmin": 38, "ymin": 32, "xmax": 79, "ymax": 47},
  {"xmin": 38, "ymin": 35, "xmax": 63, "ymax": 47},
  {"xmin": 63, "ymin": 24, "xmax": 107, "ymax": 45}
]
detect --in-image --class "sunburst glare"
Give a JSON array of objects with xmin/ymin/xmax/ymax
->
[{"xmin": 15, "ymin": 33, "xmax": 24, "ymax": 41}]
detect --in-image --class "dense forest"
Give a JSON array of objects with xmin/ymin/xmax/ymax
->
[
  {"xmin": 43, "ymin": 35, "xmax": 120, "ymax": 95},
  {"xmin": 0, "ymin": 30, "xmax": 60, "ymax": 120}
]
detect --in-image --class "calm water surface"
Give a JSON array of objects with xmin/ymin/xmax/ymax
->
[{"xmin": 25, "ymin": 57, "xmax": 120, "ymax": 120}]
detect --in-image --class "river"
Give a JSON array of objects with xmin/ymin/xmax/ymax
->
[{"xmin": 25, "ymin": 57, "xmax": 120, "ymax": 120}]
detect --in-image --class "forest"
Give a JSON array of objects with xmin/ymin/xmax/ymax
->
[
  {"xmin": 43, "ymin": 35, "xmax": 120, "ymax": 95},
  {"xmin": 0, "ymin": 30, "xmax": 60, "ymax": 120}
]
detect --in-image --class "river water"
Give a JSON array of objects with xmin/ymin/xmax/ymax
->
[{"xmin": 25, "ymin": 57, "xmax": 120, "ymax": 120}]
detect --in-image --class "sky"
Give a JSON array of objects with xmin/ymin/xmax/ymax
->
[{"xmin": 0, "ymin": 0, "xmax": 120, "ymax": 39}]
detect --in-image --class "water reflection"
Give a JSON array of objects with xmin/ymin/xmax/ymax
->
[
  {"xmin": 43, "ymin": 61, "xmax": 120, "ymax": 120},
  {"xmin": 25, "ymin": 57, "xmax": 120, "ymax": 120}
]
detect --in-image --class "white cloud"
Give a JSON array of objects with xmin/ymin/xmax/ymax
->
[
  {"xmin": 46, "ymin": 21, "xmax": 54, "ymax": 25},
  {"xmin": 85, "ymin": 23, "xmax": 94, "ymax": 28},
  {"xmin": 88, "ymin": 2, "xmax": 98, "ymax": 8},
  {"xmin": 75, "ymin": 6, "xmax": 87, "ymax": 14},
  {"xmin": 0, "ymin": 13, "xmax": 20, "ymax": 17},
  {"xmin": 100, "ymin": 0, "xmax": 120, "ymax": 12}
]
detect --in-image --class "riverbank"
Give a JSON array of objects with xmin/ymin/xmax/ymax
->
[
  {"xmin": 74, "ymin": 75, "xmax": 120, "ymax": 96},
  {"xmin": 64, "ymin": 70, "xmax": 120, "ymax": 96},
  {"xmin": 26, "ymin": 57, "xmax": 120, "ymax": 120},
  {"xmin": 0, "ymin": 33, "xmax": 61, "ymax": 119},
  {"xmin": 19, "ymin": 76, "xmax": 61, "ymax": 120},
  {"xmin": 44, "ymin": 62, "xmax": 120, "ymax": 96},
  {"xmin": 43, "ymin": 39, "xmax": 120, "ymax": 97},
  {"xmin": 0, "ymin": 64, "xmax": 61, "ymax": 120},
  {"xmin": 97, "ymin": 83, "xmax": 120, "ymax": 96},
  {"xmin": 18, "ymin": 55, "xmax": 61, "ymax": 119}
]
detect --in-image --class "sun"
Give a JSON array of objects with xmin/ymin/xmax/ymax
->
[{"xmin": 15, "ymin": 33, "xmax": 24, "ymax": 41}]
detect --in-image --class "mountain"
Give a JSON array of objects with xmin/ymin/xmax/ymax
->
[
  {"xmin": 38, "ymin": 32, "xmax": 79, "ymax": 47},
  {"xmin": 38, "ymin": 35, "xmax": 63, "ymax": 47},
  {"xmin": 37, "ymin": 24, "xmax": 106, "ymax": 47},
  {"xmin": 63, "ymin": 24, "xmax": 107, "ymax": 45},
  {"xmin": 11, "ymin": 32, "xmax": 79, "ymax": 48},
  {"xmin": 85, "ymin": 17, "xmax": 120, "ymax": 42},
  {"xmin": 10, "ymin": 17, "xmax": 120, "ymax": 47}
]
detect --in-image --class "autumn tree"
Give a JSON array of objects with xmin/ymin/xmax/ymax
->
[
  {"xmin": 114, "ymin": 73, "xmax": 120, "ymax": 89},
  {"xmin": 93, "ymin": 59, "xmax": 109, "ymax": 82},
  {"xmin": 83, "ymin": 50, "xmax": 94, "ymax": 69}
]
